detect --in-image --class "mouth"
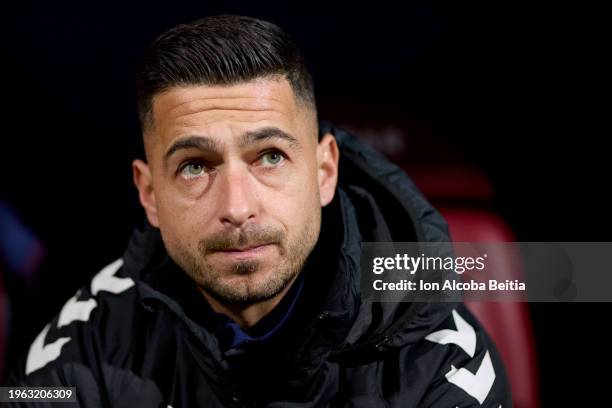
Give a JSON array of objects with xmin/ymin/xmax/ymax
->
[{"xmin": 214, "ymin": 243, "xmax": 274, "ymax": 259}]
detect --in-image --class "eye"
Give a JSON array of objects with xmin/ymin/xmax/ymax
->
[
  {"xmin": 179, "ymin": 161, "xmax": 207, "ymax": 179},
  {"xmin": 260, "ymin": 151, "xmax": 285, "ymax": 167}
]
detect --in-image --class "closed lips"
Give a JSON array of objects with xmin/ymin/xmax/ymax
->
[{"xmin": 219, "ymin": 244, "xmax": 271, "ymax": 252}]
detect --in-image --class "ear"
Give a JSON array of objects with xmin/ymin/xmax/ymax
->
[
  {"xmin": 316, "ymin": 133, "xmax": 340, "ymax": 207},
  {"xmin": 132, "ymin": 159, "xmax": 159, "ymax": 227}
]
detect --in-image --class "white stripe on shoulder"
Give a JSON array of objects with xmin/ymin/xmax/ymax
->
[
  {"xmin": 26, "ymin": 324, "xmax": 71, "ymax": 375},
  {"xmin": 90, "ymin": 258, "xmax": 134, "ymax": 296},
  {"xmin": 25, "ymin": 258, "xmax": 135, "ymax": 376}
]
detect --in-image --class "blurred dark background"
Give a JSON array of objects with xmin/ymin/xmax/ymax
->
[{"xmin": 1, "ymin": 1, "xmax": 609, "ymax": 405}]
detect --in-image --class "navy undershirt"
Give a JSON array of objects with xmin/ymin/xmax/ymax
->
[{"xmin": 205, "ymin": 271, "xmax": 306, "ymax": 352}]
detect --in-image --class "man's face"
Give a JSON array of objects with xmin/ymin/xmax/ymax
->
[{"xmin": 133, "ymin": 77, "xmax": 339, "ymax": 305}]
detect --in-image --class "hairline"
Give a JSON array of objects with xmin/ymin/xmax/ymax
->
[{"xmin": 141, "ymin": 74, "xmax": 316, "ymax": 137}]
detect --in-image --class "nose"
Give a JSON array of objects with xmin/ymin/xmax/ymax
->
[{"xmin": 216, "ymin": 162, "xmax": 258, "ymax": 227}]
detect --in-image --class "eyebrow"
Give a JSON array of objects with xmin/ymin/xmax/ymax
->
[
  {"xmin": 164, "ymin": 136, "xmax": 223, "ymax": 162},
  {"xmin": 238, "ymin": 127, "xmax": 300, "ymax": 149},
  {"xmin": 164, "ymin": 127, "xmax": 300, "ymax": 162}
]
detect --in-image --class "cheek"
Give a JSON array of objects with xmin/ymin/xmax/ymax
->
[
  {"xmin": 266, "ymin": 170, "xmax": 320, "ymax": 234},
  {"xmin": 155, "ymin": 184, "xmax": 215, "ymax": 244}
]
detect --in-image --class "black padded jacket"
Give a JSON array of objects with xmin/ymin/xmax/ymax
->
[{"xmin": 7, "ymin": 124, "xmax": 512, "ymax": 407}]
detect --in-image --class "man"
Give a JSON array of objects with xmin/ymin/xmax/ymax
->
[{"xmin": 8, "ymin": 15, "xmax": 511, "ymax": 407}]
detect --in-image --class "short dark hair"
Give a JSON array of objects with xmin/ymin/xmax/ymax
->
[{"xmin": 136, "ymin": 15, "xmax": 316, "ymax": 131}]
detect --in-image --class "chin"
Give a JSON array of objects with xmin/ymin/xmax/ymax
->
[{"xmin": 225, "ymin": 265, "xmax": 293, "ymax": 292}]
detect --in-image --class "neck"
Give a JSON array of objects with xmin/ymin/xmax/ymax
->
[{"xmin": 199, "ymin": 273, "xmax": 300, "ymax": 329}]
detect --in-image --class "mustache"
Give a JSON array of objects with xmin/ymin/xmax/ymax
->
[{"xmin": 199, "ymin": 225, "xmax": 285, "ymax": 254}]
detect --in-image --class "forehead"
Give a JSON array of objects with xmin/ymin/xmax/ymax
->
[{"xmin": 149, "ymin": 77, "xmax": 304, "ymax": 145}]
